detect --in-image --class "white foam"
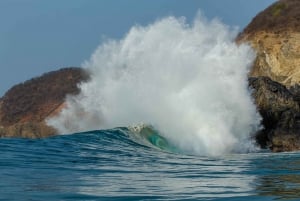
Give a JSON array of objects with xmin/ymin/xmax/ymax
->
[{"xmin": 47, "ymin": 14, "xmax": 261, "ymax": 156}]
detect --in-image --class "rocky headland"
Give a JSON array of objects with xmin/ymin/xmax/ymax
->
[
  {"xmin": 237, "ymin": 0, "xmax": 300, "ymax": 87},
  {"xmin": 0, "ymin": 67, "xmax": 89, "ymax": 138},
  {"xmin": 239, "ymin": 0, "xmax": 300, "ymax": 151}
]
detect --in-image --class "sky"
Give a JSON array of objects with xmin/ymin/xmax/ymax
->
[{"xmin": 0, "ymin": 0, "xmax": 275, "ymax": 96}]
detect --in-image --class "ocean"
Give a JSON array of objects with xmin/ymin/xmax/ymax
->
[
  {"xmin": 1, "ymin": 128, "xmax": 300, "ymax": 201},
  {"xmin": 2, "ymin": 14, "xmax": 298, "ymax": 201}
]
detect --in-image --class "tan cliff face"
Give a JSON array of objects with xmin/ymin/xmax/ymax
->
[
  {"xmin": 240, "ymin": 31, "xmax": 300, "ymax": 86},
  {"xmin": 238, "ymin": 0, "xmax": 300, "ymax": 152},
  {"xmin": 237, "ymin": 0, "xmax": 300, "ymax": 87}
]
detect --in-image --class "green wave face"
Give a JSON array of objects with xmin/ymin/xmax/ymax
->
[{"xmin": 138, "ymin": 126, "xmax": 178, "ymax": 153}]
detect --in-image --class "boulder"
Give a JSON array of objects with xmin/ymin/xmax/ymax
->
[{"xmin": 249, "ymin": 76, "xmax": 300, "ymax": 151}]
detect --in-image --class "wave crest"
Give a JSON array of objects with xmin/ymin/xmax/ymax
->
[{"xmin": 47, "ymin": 14, "xmax": 261, "ymax": 156}]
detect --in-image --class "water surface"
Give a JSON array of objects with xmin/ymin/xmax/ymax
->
[{"xmin": 1, "ymin": 129, "xmax": 300, "ymax": 200}]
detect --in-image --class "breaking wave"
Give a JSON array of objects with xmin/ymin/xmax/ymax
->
[{"xmin": 47, "ymin": 14, "xmax": 261, "ymax": 156}]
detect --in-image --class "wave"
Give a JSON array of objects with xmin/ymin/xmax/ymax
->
[
  {"xmin": 58, "ymin": 127, "xmax": 177, "ymax": 154},
  {"xmin": 47, "ymin": 13, "xmax": 261, "ymax": 156},
  {"xmin": 128, "ymin": 124, "xmax": 179, "ymax": 153}
]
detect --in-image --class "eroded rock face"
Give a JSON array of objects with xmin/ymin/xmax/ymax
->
[
  {"xmin": 238, "ymin": 0, "xmax": 300, "ymax": 152},
  {"xmin": 238, "ymin": 0, "xmax": 300, "ymax": 87},
  {"xmin": 249, "ymin": 76, "xmax": 300, "ymax": 151},
  {"xmin": 0, "ymin": 67, "xmax": 89, "ymax": 138}
]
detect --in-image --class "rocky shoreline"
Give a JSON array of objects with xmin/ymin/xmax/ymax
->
[
  {"xmin": 2, "ymin": 70, "xmax": 300, "ymax": 152},
  {"xmin": 1, "ymin": 0, "xmax": 300, "ymax": 152},
  {"xmin": 238, "ymin": 0, "xmax": 300, "ymax": 152}
]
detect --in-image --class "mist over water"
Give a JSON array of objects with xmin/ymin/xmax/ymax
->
[{"xmin": 47, "ymin": 15, "xmax": 261, "ymax": 156}]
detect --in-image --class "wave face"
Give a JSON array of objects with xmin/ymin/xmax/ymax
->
[
  {"xmin": 47, "ymin": 15, "xmax": 261, "ymax": 156},
  {"xmin": 2, "ymin": 130, "xmax": 300, "ymax": 200}
]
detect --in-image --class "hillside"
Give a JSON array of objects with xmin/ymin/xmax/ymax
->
[
  {"xmin": 0, "ymin": 67, "xmax": 89, "ymax": 138},
  {"xmin": 237, "ymin": 0, "xmax": 300, "ymax": 87},
  {"xmin": 240, "ymin": 0, "xmax": 300, "ymax": 35}
]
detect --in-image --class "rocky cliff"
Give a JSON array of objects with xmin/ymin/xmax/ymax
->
[
  {"xmin": 238, "ymin": 0, "xmax": 300, "ymax": 151},
  {"xmin": 237, "ymin": 0, "xmax": 300, "ymax": 87},
  {"xmin": 0, "ymin": 67, "xmax": 89, "ymax": 138},
  {"xmin": 249, "ymin": 77, "xmax": 300, "ymax": 152}
]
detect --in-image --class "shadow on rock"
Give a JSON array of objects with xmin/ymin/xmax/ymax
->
[{"xmin": 249, "ymin": 76, "xmax": 300, "ymax": 152}]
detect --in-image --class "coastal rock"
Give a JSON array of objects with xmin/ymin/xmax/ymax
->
[
  {"xmin": 0, "ymin": 67, "xmax": 89, "ymax": 138},
  {"xmin": 237, "ymin": 0, "xmax": 300, "ymax": 87},
  {"xmin": 0, "ymin": 122, "xmax": 56, "ymax": 138},
  {"xmin": 237, "ymin": 0, "xmax": 300, "ymax": 152},
  {"xmin": 249, "ymin": 76, "xmax": 300, "ymax": 151}
]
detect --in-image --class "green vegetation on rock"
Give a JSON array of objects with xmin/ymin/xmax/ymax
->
[{"xmin": 271, "ymin": 2, "xmax": 287, "ymax": 17}]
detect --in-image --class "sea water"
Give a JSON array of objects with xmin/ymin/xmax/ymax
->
[
  {"xmin": 1, "ymin": 128, "xmax": 300, "ymax": 201},
  {"xmin": 3, "ymin": 14, "xmax": 299, "ymax": 201}
]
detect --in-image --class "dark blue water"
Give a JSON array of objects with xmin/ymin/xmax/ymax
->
[{"xmin": 1, "ymin": 128, "xmax": 300, "ymax": 201}]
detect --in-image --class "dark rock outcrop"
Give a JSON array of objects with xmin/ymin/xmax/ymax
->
[
  {"xmin": 0, "ymin": 67, "xmax": 89, "ymax": 138},
  {"xmin": 249, "ymin": 76, "xmax": 300, "ymax": 151}
]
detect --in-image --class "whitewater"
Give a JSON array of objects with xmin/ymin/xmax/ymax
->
[
  {"xmin": 47, "ymin": 15, "xmax": 260, "ymax": 156},
  {"xmin": 2, "ymin": 14, "xmax": 300, "ymax": 201}
]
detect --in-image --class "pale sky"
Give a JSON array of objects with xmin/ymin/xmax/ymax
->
[{"xmin": 0, "ymin": 0, "xmax": 275, "ymax": 96}]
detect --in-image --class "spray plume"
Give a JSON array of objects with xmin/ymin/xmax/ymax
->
[{"xmin": 47, "ymin": 14, "xmax": 261, "ymax": 156}]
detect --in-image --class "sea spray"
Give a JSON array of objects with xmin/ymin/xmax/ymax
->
[{"xmin": 47, "ymin": 15, "xmax": 261, "ymax": 156}]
